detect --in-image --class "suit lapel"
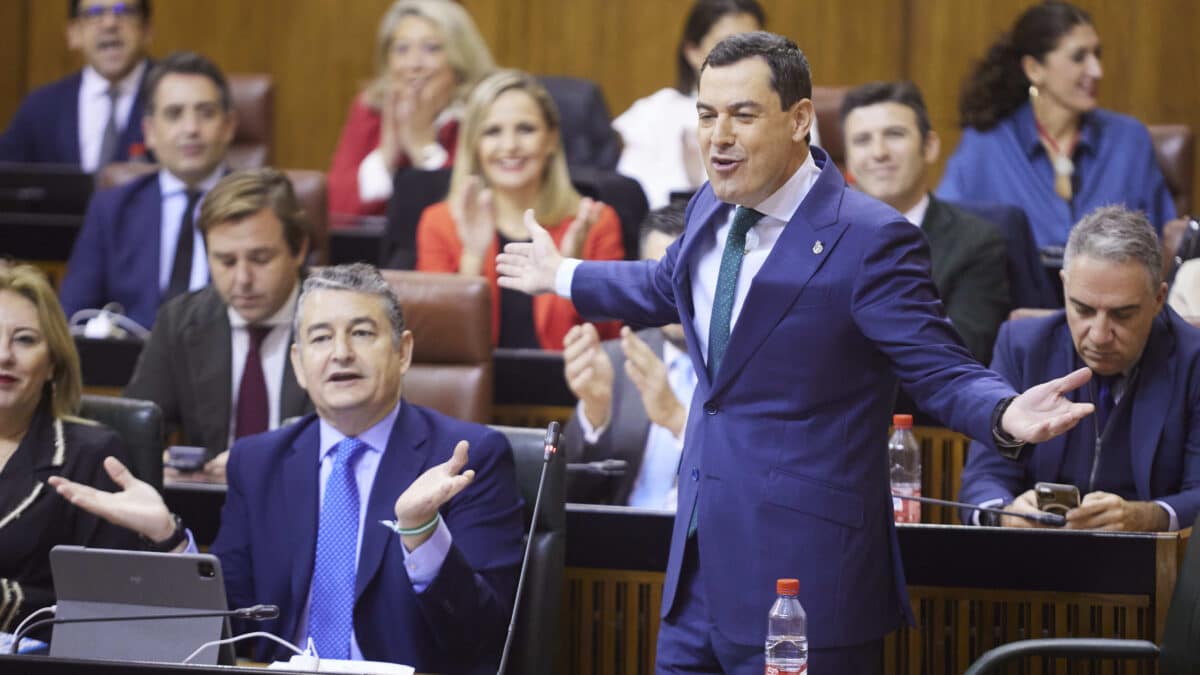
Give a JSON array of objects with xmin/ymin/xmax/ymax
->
[
  {"xmin": 676, "ymin": 194, "xmax": 724, "ymax": 392},
  {"xmin": 281, "ymin": 417, "xmax": 321, "ymax": 639},
  {"xmin": 186, "ymin": 291, "xmax": 234, "ymax": 446},
  {"xmin": 1034, "ymin": 322, "xmax": 1079, "ymax": 479},
  {"xmin": 1130, "ymin": 315, "xmax": 1174, "ymax": 497},
  {"xmin": 280, "ymin": 329, "xmax": 309, "ymax": 419},
  {"xmin": 710, "ymin": 152, "xmax": 847, "ymax": 394},
  {"xmin": 355, "ymin": 403, "xmax": 430, "ymax": 599}
]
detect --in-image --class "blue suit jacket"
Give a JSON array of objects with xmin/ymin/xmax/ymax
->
[
  {"xmin": 60, "ymin": 172, "xmax": 167, "ymax": 329},
  {"xmin": 210, "ymin": 403, "xmax": 525, "ymax": 672},
  {"xmin": 571, "ymin": 146, "xmax": 1016, "ymax": 648},
  {"xmin": 0, "ymin": 68, "xmax": 149, "ymax": 166},
  {"xmin": 960, "ymin": 310, "xmax": 1200, "ymax": 527}
]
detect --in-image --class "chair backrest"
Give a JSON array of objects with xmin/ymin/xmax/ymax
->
[
  {"xmin": 1159, "ymin": 516, "xmax": 1200, "ymax": 673},
  {"xmin": 538, "ymin": 75, "xmax": 621, "ymax": 171},
  {"xmin": 78, "ymin": 394, "xmax": 164, "ymax": 491},
  {"xmin": 1149, "ymin": 124, "xmax": 1194, "ymax": 218},
  {"xmin": 949, "ymin": 199, "xmax": 1061, "ymax": 309},
  {"xmin": 812, "ymin": 85, "xmax": 849, "ymax": 168},
  {"xmin": 226, "ymin": 74, "xmax": 274, "ymax": 170},
  {"xmin": 379, "ymin": 270, "xmax": 492, "ymax": 423},
  {"xmin": 490, "ymin": 425, "xmax": 566, "ymax": 675}
]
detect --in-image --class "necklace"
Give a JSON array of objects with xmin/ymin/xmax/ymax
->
[{"xmin": 1034, "ymin": 116, "xmax": 1079, "ymax": 201}]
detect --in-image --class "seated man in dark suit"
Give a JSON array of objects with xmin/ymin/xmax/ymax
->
[
  {"xmin": 124, "ymin": 168, "xmax": 313, "ymax": 477},
  {"xmin": 59, "ymin": 51, "xmax": 237, "ymax": 330},
  {"xmin": 0, "ymin": 0, "xmax": 153, "ymax": 170},
  {"xmin": 51, "ymin": 263, "xmax": 526, "ymax": 671},
  {"xmin": 561, "ymin": 203, "xmax": 695, "ymax": 507},
  {"xmin": 960, "ymin": 206, "xmax": 1200, "ymax": 531},
  {"xmin": 841, "ymin": 80, "xmax": 1010, "ymax": 363}
]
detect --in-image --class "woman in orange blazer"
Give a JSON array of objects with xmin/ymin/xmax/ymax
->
[{"xmin": 417, "ymin": 70, "xmax": 624, "ymax": 350}]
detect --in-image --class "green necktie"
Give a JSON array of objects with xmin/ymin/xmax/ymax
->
[{"xmin": 706, "ymin": 206, "xmax": 765, "ymax": 380}]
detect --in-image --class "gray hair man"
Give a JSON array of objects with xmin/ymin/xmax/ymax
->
[{"xmin": 961, "ymin": 206, "xmax": 1200, "ymax": 532}]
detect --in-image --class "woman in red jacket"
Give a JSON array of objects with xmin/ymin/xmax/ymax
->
[
  {"xmin": 328, "ymin": 0, "xmax": 494, "ymax": 218},
  {"xmin": 417, "ymin": 70, "xmax": 624, "ymax": 350}
]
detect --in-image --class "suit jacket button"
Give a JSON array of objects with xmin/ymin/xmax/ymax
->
[
  {"xmin": 691, "ymin": 468, "xmax": 699, "ymax": 481},
  {"xmin": 704, "ymin": 402, "xmax": 718, "ymax": 415}
]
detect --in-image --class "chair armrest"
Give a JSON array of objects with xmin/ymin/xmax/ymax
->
[{"xmin": 964, "ymin": 638, "xmax": 1159, "ymax": 675}]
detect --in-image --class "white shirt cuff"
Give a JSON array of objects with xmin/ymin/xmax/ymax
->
[
  {"xmin": 181, "ymin": 529, "xmax": 199, "ymax": 554},
  {"xmin": 1154, "ymin": 500, "xmax": 1180, "ymax": 531},
  {"xmin": 974, "ymin": 498, "xmax": 1007, "ymax": 526},
  {"xmin": 357, "ymin": 148, "xmax": 395, "ymax": 203},
  {"xmin": 555, "ymin": 258, "xmax": 582, "ymax": 299},
  {"xmin": 574, "ymin": 401, "xmax": 608, "ymax": 444},
  {"xmin": 399, "ymin": 518, "xmax": 452, "ymax": 593},
  {"xmin": 412, "ymin": 142, "xmax": 449, "ymax": 171}
]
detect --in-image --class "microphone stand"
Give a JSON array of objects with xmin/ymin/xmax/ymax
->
[
  {"xmin": 496, "ymin": 421, "xmax": 560, "ymax": 675},
  {"xmin": 892, "ymin": 493, "xmax": 1067, "ymax": 527},
  {"xmin": 9, "ymin": 604, "xmax": 279, "ymax": 654}
]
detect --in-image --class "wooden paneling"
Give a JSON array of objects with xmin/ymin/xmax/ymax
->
[{"xmin": 9, "ymin": 0, "xmax": 1200, "ymax": 199}]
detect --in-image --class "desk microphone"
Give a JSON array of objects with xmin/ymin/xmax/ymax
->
[
  {"xmin": 8, "ymin": 604, "xmax": 280, "ymax": 654},
  {"xmin": 497, "ymin": 421, "xmax": 560, "ymax": 675},
  {"xmin": 892, "ymin": 493, "xmax": 1067, "ymax": 527}
]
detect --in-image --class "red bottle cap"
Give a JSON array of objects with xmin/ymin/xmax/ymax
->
[
  {"xmin": 893, "ymin": 414, "xmax": 913, "ymax": 430},
  {"xmin": 776, "ymin": 578, "xmax": 799, "ymax": 595}
]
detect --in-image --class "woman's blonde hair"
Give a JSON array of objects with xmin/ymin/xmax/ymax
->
[
  {"xmin": 448, "ymin": 69, "xmax": 581, "ymax": 225},
  {"xmin": 365, "ymin": 0, "xmax": 495, "ymax": 110},
  {"xmin": 0, "ymin": 263, "xmax": 82, "ymax": 418}
]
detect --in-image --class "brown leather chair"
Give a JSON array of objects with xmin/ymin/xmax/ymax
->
[
  {"xmin": 1149, "ymin": 124, "xmax": 1194, "ymax": 218},
  {"xmin": 227, "ymin": 74, "xmax": 273, "ymax": 169},
  {"xmin": 380, "ymin": 270, "xmax": 492, "ymax": 423},
  {"xmin": 95, "ymin": 163, "xmax": 330, "ymax": 265},
  {"xmin": 812, "ymin": 85, "xmax": 849, "ymax": 168}
]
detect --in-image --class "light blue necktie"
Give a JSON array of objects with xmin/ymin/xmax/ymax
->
[
  {"xmin": 707, "ymin": 206, "xmax": 765, "ymax": 380},
  {"xmin": 308, "ymin": 437, "xmax": 368, "ymax": 659}
]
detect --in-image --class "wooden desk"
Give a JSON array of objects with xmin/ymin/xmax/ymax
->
[{"xmin": 562, "ymin": 505, "xmax": 1189, "ymax": 675}]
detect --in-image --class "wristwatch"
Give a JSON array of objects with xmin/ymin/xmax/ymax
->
[{"xmin": 142, "ymin": 513, "xmax": 187, "ymax": 552}]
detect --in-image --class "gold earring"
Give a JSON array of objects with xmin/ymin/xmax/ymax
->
[{"xmin": 1029, "ymin": 84, "xmax": 1040, "ymax": 99}]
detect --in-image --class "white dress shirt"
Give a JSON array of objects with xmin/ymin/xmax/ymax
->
[
  {"xmin": 157, "ymin": 167, "xmax": 223, "ymax": 294},
  {"xmin": 559, "ymin": 152, "xmax": 822, "ymax": 367},
  {"xmin": 902, "ymin": 193, "xmax": 931, "ymax": 229},
  {"xmin": 78, "ymin": 61, "xmax": 147, "ymax": 172},
  {"xmin": 225, "ymin": 284, "xmax": 300, "ymax": 449}
]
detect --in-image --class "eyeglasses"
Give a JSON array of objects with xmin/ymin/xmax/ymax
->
[{"xmin": 76, "ymin": 2, "xmax": 143, "ymax": 21}]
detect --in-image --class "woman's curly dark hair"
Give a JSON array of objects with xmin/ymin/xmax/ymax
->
[{"xmin": 958, "ymin": 1, "xmax": 1092, "ymax": 131}]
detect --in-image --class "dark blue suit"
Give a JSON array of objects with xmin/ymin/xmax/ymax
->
[
  {"xmin": 60, "ymin": 172, "xmax": 167, "ymax": 329},
  {"xmin": 570, "ymin": 147, "xmax": 1016, "ymax": 661},
  {"xmin": 960, "ymin": 310, "xmax": 1200, "ymax": 527},
  {"xmin": 0, "ymin": 68, "xmax": 149, "ymax": 166},
  {"xmin": 210, "ymin": 403, "xmax": 525, "ymax": 672}
]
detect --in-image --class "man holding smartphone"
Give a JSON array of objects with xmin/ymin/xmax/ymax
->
[{"xmin": 960, "ymin": 205, "xmax": 1200, "ymax": 531}]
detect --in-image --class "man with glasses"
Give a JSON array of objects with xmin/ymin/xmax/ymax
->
[{"xmin": 0, "ymin": 1, "xmax": 153, "ymax": 170}]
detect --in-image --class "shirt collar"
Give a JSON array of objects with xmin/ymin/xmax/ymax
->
[
  {"xmin": 904, "ymin": 193, "xmax": 931, "ymax": 228},
  {"xmin": 317, "ymin": 401, "xmax": 402, "ymax": 462},
  {"xmin": 159, "ymin": 163, "xmax": 227, "ymax": 197},
  {"xmin": 750, "ymin": 150, "xmax": 821, "ymax": 224},
  {"xmin": 80, "ymin": 59, "xmax": 147, "ymax": 100},
  {"xmin": 1015, "ymin": 101, "xmax": 1098, "ymax": 158},
  {"xmin": 227, "ymin": 280, "xmax": 300, "ymax": 329}
]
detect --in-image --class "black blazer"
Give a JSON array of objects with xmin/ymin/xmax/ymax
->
[
  {"xmin": 0, "ymin": 400, "xmax": 140, "ymax": 632},
  {"xmin": 124, "ymin": 285, "xmax": 311, "ymax": 460}
]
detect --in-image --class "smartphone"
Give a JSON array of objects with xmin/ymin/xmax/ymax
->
[
  {"xmin": 1034, "ymin": 481, "xmax": 1080, "ymax": 515},
  {"xmin": 165, "ymin": 445, "xmax": 207, "ymax": 472}
]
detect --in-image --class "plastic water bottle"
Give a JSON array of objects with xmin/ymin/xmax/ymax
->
[
  {"xmin": 765, "ymin": 578, "xmax": 808, "ymax": 674},
  {"xmin": 889, "ymin": 413, "xmax": 922, "ymax": 523}
]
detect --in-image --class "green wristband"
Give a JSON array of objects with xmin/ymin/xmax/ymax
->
[{"xmin": 379, "ymin": 513, "xmax": 441, "ymax": 537}]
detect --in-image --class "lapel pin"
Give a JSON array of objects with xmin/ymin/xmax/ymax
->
[{"xmin": 812, "ymin": 240, "xmax": 824, "ymax": 254}]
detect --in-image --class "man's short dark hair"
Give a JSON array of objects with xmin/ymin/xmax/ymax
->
[
  {"xmin": 141, "ymin": 51, "xmax": 231, "ymax": 114},
  {"xmin": 701, "ymin": 31, "xmax": 812, "ymax": 110},
  {"xmin": 69, "ymin": 0, "xmax": 152, "ymax": 20},
  {"xmin": 639, "ymin": 202, "xmax": 688, "ymax": 255},
  {"xmin": 839, "ymin": 81, "xmax": 933, "ymax": 141}
]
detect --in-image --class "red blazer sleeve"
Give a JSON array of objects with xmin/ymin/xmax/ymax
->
[
  {"xmin": 328, "ymin": 96, "xmax": 386, "ymax": 217},
  {"xmin": 415, "ymin": 202, "xmax": 463, "ymax": 273}
]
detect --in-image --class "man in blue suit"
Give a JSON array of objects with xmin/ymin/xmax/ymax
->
[
  {"xmin": 961, "ymin": 206, "xmax": 1200, "ymax": 532},
  {"xmin": 497, "ymin": 32, "xmax": 1093, "ymax": 673},
  {"xmin": 59, "ymin": 51, "xmax": 237, "ymax": 330},
  {"xmin": 52, "ymin": 263, "xmax": 525, "ymax": 672},
  {"xmin": 0, "ymin": 0, "xmax": 153, "ymax": 170}
]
